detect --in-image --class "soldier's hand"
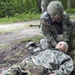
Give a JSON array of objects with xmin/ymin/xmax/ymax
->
[
  {"xmin": 41, "ymin": 19, "xmax": 49, "ymax": 26},
  {"xmin": 42, "ymin": 20, "xmax": 47, "ymax": 25},
  {"xmin": 0, "ymin": 74, "xmax": 3, "ymax": 75}
]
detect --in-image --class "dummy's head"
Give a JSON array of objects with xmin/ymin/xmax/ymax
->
[{"xmin": 55, "ymin": 41, "xmax": 68, "ymax": 53}]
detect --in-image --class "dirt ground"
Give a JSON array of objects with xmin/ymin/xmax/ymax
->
[{"xmin": 0, "ymin": 20, "xmax": 43, "ymax": 73}]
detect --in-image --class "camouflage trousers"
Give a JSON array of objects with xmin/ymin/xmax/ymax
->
[{"xmin": 5, "ymin": 58, "xmax": 45, "ymax": 75}]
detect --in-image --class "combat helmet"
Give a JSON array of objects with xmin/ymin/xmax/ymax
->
[{"xmin": 47, "ymin": 1, "xmax": 64, "ymax": 16}]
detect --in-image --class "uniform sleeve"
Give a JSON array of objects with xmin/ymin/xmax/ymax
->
[
  {"xmin": 40, "ymin": 13, "xmax": 58, "ymax": 46},
  {"xmin": 63, "ymin": 12, "xmax": 73, "ymax": 42},
  {"xmin": 55, "ymin": 56, "xmax": 74, "ymax": 75}
]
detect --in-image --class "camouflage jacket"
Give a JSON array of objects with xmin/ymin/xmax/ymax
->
[
  {"xmin": 32, "ymin": 49, "xmax": 74, "ymax": 75},
  {"xmin": 40, "ymin": 11, "xmax": 72, "ymax": 46}
]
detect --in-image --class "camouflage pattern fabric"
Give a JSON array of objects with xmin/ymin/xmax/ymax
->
[
  {"xmin": 40, "ymin": 11, "xmax": 73, "ymax": 49},
  {"xmin": 70, "ymin": 21, "xmax": 75, "ymax": 49},
  {"xmin": 70, "ymin": 64, "xmax": 75, "ymax": 75},
  {"xmin": 3, "ymin": 58, "xmax": 44, "ymax": 75},
  {"xmin": 40, "ymin": 1, "xmax": 74, "ymax": 50},
  {"xmin": 68, "ymin": 21, "xmax": 75, "ymax": 60},
  {"xmin": 63, "ymin": 12, "xmax": 73, "ymax": 43},
  {"xmin": 47, "ymin": 1, "xmax": 64, "ymax": 16},
  {"xmin": 40, "ymin": 10, "xmax": 75, "ymax": 60},
  {"xmin": 41, "ymin": 0, "xmax": 51, "ymax": 13},
  {"xmin": 32, "ymin": 49, "xmax": 74, "ymax": 75},
  {"xmin": 19, "ymin": 58, "xmax": 44, "ymax": 75},
  {"xmin": 1, "ymin": 49, "xmax": 74, "ymax": 75}
]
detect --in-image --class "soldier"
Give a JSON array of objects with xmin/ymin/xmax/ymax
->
[
  {"xmin": 40, "ymin": 1, "xmax": 73, "ymax": 50},
  {"xmin": 70, "ymin": 21, "xmax": 75, "ymax": 50},
  {"xmin": 1, "ymin": 41, "xmax": 74, "ymax": 75},
  {"xmin": 41, "ymin": 0, "xmax": 57, "ymax": 13}
]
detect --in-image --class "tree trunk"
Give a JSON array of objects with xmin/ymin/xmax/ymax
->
[
  {"xmin": 67, "ymin": 0, "xmax": 71, "ymax": 10},
  {"xmin": 36, "ymin": 0, "xmax": 41, "ymax": 12}
]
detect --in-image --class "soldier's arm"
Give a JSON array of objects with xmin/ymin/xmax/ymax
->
[
  {"xmin": 40, "ymin": 14, "xmax": 58, "ymax": 46},
  {"xmin": 63, "ymin": 12, "xmax": 73, "ymax": 42}
]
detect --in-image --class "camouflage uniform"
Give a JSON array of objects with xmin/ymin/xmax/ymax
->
[
  {"xmin": 70, "ymin": 21, "xmax": 75, "ymax": 49},
  {"xmin": 68, "ymin": 21, "xmax": 75, "ymax": 60},
  {"xmin": 41, "ymin": 0, "xmax": 51, "ymax": 13},
  {"xmin": 2, "ymin": 49, "xmax": 74, "ymax": 75},
  {"xmin": 40, "ymin": 1, "xmax": 73, "ymax": 49},
  {"xmin": 41, "ymin": 0, "xmax": 57, "ymax": 13}
]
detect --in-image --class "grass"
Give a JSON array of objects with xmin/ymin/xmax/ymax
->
[
  {"xmin": 0, "ymin": 13, "xmax": 41, "ymax": 24},
  {"xmin": 0, "ymin": 43, "xmax": 9, "ymax": 49},
  {"xmin": 16, "ymin": 35, "xmax": 42, "ymax": 44},
  {"xmin": 0, "ymin": 12, "xmax": 75, "ymax": 24}
]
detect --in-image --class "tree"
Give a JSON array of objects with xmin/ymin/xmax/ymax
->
[{"xmin": 67, "ymin": 0, "xmax": 71, "ymax": 10}]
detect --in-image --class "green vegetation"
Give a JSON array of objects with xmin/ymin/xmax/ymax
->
[
  {"xmin": 66, "ymin": 8, "xmax": 75, "ymax": 14},
  {"xmin": 0, "ymin": 0, "xmax": 75, "ymax": 24},
  {"xmin": 0, "ymin": 43, "xmax": 9, "ymax": 48},
  {"xmin": 0, "ymin": 0, "xmax": 41, "ymax": 24},
  {"xmin": 19, "ymin": 35, "xmax": 42, "ymax": 43},
  {"xmin": 0, "ymin": 0, "xmax": 40, "ymax": 18},
  {"xmin": 0, "ymin": 13, "xmax": 41, "ymax": 24}
]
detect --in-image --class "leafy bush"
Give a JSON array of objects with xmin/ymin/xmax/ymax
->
[
  {"xmin": 0, "ymin": 13, "xmax": 41, "ymax": 24},
  {"xmin": 0, "ymin": 0, "xmax": 40, "ymax": 17},
  {"xmin": 65, "ymin": 8, "xmax": 75, "ymax": 14}
]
